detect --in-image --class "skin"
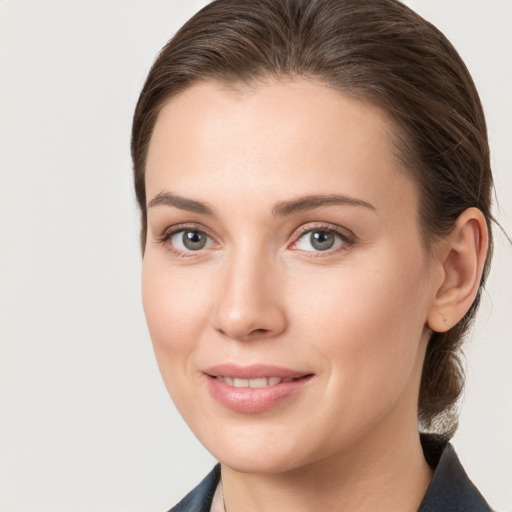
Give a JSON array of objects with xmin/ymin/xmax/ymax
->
[{"xmin": 141, "ymin": 80, "xmax": 487, "ymax": 511}]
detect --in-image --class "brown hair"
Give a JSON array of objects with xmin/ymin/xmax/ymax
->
[{"xmin": 131, "ymin": 0, "xmax": 494, "ymax": 435}]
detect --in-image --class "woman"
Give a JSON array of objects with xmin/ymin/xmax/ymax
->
[{"xmin": 131, "ymin": 0, "xmax": 495, "ymax": 510}]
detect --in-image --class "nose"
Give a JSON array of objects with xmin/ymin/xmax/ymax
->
[{"xmin": 212, "ymin": 248, "xmax": 287, "ymax": 341}]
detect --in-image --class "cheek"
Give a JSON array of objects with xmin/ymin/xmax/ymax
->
[
  {"xmin": 291, "ymin": 250, "xmax": 430, "ymax": 396},
  {"xmin": 141, "ymin": 259, "xmax": 221, "ymax": 429},
  {"xmin": 141, "ymin": 258, "xmax": 213, "ymax": 379}
]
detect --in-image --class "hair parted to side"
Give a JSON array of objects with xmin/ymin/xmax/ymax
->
[{"xmin": 131, "ymin": 0, "xmax": 494, "ymax": 436}]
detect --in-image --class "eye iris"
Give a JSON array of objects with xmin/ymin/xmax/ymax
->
[
  {"xmin": 310, "ymin": 231, "xmax": 335, "ymax": 251},
  {"xmin": 182, "ymin": 231, "xmax": 207, "ymax": 250}
]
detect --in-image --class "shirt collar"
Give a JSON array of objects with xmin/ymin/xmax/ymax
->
[
  {"xmin": 418, "ymin": 433, "xmax": 492, "ymax": 511},
  {"xmin": 169, "ymin": 434, "xmax": 492, "ymax": 511}
]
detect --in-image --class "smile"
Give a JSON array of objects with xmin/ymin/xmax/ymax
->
[
  {"xmin": 204, "ymin": 365, "xmax": 314, "ymax": 413},
  {"xmin": 214, "ymin": 376, "xmax": 294, "ymax": 388}
]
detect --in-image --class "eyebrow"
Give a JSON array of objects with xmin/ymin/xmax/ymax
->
[
  {"xmin": 272, "ymin": 194, "xmax": 376, "ymax": 216},
  {"xmin": 147, "ymin": 191, "xmax": 375, "ymax": 217},
  {"xmin": 148, "ymin": 191, "xmax": 216, "ymax": 216}
]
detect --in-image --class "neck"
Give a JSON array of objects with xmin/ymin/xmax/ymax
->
[{"xmin": 221, "ymin": 418, "xmax": 433, "ymax": 512}]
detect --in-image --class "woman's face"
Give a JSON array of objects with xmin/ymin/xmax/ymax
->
[{"xmin": 142, "ymin": 80, "xmax": 440, "ymax": 474}]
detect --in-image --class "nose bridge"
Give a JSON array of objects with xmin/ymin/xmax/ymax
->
[{"xmin": 213, "ymin": 239, "xmax": 286, "ymax": 340}]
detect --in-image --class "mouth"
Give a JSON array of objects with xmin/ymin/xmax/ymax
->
[
  {"xmin": 203, "ymin": 364, "xmax": 315, "ymax": 413},
  {"xmin": 213, "ymin": 375, "xmax": 309, "ymax": 388}
]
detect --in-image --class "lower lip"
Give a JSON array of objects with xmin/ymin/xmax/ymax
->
[{"xmin": 205, "ymin": 375, "xmax": 314, "ymax": 413}]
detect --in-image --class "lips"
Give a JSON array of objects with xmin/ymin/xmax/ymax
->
[
  {"xmin": 215, "ymin": 376, "xmax": 288, "ymax": 388},
  {"xmin": 204, "ymin": 364, "xmax": 314, "ymax": 413}
]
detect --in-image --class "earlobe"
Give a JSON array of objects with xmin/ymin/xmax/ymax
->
[{"xmin": 427, "ymin": 207, "xmax": 489, "ymax": 333}]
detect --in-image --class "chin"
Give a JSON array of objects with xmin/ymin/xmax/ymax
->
[
  {"xmin": 218, "ymin": 450, "xmax": 305, "ymax": 475},
  {"xmin": 199, "ymin": 426, "xmax": 320, "ymax": 476}
]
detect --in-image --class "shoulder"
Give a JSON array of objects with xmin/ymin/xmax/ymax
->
[
  {"xmin": 167, "ymin": 464, "xmax": 221, "ymax": 512},
  {"xmin": 419, "ymin": 434, "xmax": 494, "ymax": 511}
]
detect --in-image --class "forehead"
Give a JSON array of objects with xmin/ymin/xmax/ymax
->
[{"xmin": 145, "ymin": 79, "xmax": 417, "ymax": 218}]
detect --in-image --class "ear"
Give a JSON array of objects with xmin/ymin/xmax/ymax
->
[{"xmin": 427, "ymin": 207, "xmax": 489, "ymax": 333}]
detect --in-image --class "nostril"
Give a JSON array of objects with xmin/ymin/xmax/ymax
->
[{"xmin": 252, "ymin": 328, "xmax": 268, "ymax": 334}]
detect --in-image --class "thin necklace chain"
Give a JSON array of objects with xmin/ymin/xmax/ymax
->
[{"xmin": 221, "ymin": 478, "xmax": 227, "ymax": 512}]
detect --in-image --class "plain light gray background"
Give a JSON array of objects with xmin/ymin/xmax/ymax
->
[{"xmin": 0, "ymin": 1, "xmax": 510, "ymax": 511}]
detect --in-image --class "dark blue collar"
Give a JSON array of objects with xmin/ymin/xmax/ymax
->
[
  {"xmin": 169, "ymin": 434, "xmax": 491, "ymax": 511},
  {"xmin": 169, "ymin": 464, "xmax": 220, "ymax": 512},
  {"xmin": 418, "ymin": 434, "xmax": 491, "ymax": 511}
]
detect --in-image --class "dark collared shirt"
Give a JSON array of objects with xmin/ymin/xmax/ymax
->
[{"xmin": 168, "ymin": 434, "xmax": 492, "ymax": 511}]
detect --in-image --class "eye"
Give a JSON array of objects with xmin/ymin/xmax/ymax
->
[
  {"xmin": 293, "ymin": 228, "xmax": 350, "ymax": 253},
  {"xmin": 168, "ymin": 229, "xmax": 214, "ymax": 252}
]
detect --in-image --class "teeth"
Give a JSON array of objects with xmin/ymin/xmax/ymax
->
[{"xmin": 217, "ymin": 376, "xmax": 285, "ymax": 388}]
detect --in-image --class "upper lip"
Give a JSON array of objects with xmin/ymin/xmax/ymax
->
[{"xmin": 203, "ymin": 364, "xmax": 312, "ymax": 379}]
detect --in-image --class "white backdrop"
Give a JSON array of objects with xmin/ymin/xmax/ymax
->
[{"xmin": 0, "ymin": 1, "xmax": 510, "ymax": 511}]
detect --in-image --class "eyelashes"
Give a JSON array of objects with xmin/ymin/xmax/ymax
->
[
  {"xmin": 156, "ymin": 223, "xmax": 217, "ymax": 257},
  {"xmin": 157, "ymin": 222, "xmax": 355, "ymax": 258},
  {"xmin": 289, "ymin": 224, "xmax": 354, "ymax": 254}
]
